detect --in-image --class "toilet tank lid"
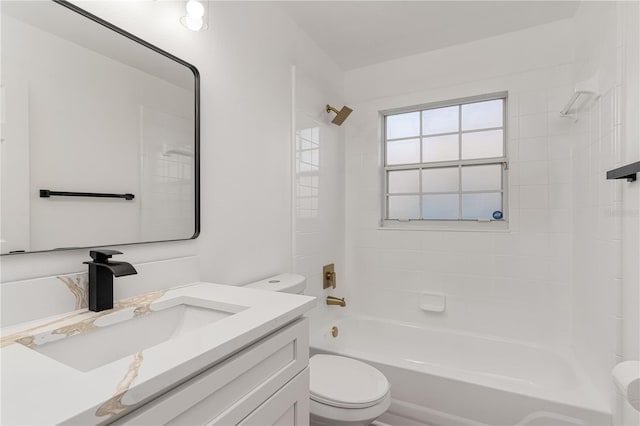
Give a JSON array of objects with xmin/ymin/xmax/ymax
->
[{"xmin": 244, "ymin": 273, "xmax": 306, "ymax": 294}]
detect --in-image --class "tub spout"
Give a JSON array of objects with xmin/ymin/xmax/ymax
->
[{"xmin": 326, "ymin": 296, "xmax": 346, "ymax": 307}]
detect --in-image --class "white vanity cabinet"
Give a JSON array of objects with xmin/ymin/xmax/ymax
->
[{"xmin": 113, "ymin": 318, "xmax": 310, "ymax": 426}]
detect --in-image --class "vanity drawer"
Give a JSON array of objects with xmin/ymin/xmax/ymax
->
[
  {"xmin": 114, "ymin": 318, "xmax": 309, "ymax": 425},
  {"xmin": 237, "ymin": 368, "xmax": 309, "ymax": 426}
]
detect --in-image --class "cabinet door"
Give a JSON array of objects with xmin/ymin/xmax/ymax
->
[
  {"xmin": 236, "ymin": 368, "xmax": 309, "ymax": 426},
  {"xmin": 114, "ymin": 318, "xmax": 309, "ymax": 426}
]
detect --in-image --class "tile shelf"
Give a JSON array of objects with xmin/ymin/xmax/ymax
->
[{"xmin": 606, "ymin": 161, "xmax": 640, "ymax": 182}]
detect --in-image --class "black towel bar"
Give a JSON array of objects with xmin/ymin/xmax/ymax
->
[{"xmin": 39, "ymin": 190, "xmax": 135, "ymax": 200}]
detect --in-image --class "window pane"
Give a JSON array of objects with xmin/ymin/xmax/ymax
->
[
  {"xmin": 388, "ymin": 195, "xmax": 420, "ymax": 219},
  {"xmin": 461, "ymin": 99, "xmax": 503, "ymax": 131},
  {"xmin": 386, "ymin": 111, "xmax": 420, "ymax": 139},
  {"xmin": 462, "ymin": 193, "xmax": 502, "ymax": 220},
  {"xmin": 461, "ymin": 129, "xmax": 503, "ymax": 159},
  {"xmin": 421, "ymin": 167, "xmax": 458, "ymax": 193},
  {"xmin": 386, "ymin": 138, "xmax": 420, "ymax": 165},
  {"xmin": 461, "ymin": 164, "xmax": 502, "ymax": 191},
  {"xmin": 388, "ymin": 170, "xmax": 419, "ymax": 193},
  {"xmin": 422, "ymin": 106, "xmax": 458, "ymax": 135},
  {"xmin": 422, "ymin": 194, "xmax": 459, "ymax": 219},
  {"xmin": 422, "ymin": 134, "xmax": 458, "ymax": 162}
]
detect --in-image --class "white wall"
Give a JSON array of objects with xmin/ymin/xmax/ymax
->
[
  {"xmin": 572, "ymin": 1, "xmax": 640, "ymax": 423},
  {"xmin": 1, "ymin": 1, "xmax": 344, "ymax": 293},
  {"xmin": 343, "ymin": 20, "xmax": 577, "ymax": 347}
]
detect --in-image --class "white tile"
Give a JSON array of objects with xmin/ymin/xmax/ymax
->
[
  {"xmin": 458, "ymin": 253, "xmax": 495, "ymax": 276},
  {"xmin": 548, "ymin": 257, "xmax": 571, "ymax": 283},
  {"xmin": 509, "ymin": 185, "xmax": 520, "ymax": 210},
  {"xmin": 549, "ymin": 233, "xmax": 571, "ymax": 259},
  {"xmin": 508, "ymin": 162, "xmax": 521, "ymax": 186},
  {"xmin": 548, "ymin": 184, "xmax": 572, "ymax": 209},
  {"xmin": 377, "ymin": 230, "xmax": 423, "ymax": 250},
  {"xmin": 378, "ymin": 249, "xmax": 424, "ymax": 271},
  {"xmin": 517, "ymin": 256, "xmax": 549, "ymax": 282},
  {"xmin": 508, "ymin": 135, "xmax": 519, "ymax": 162},
  {"xmin": 508, "ymin": 207, "xmax": 520, "ymax": 232},
  {"xmin": 547, "ymin": 135, "xmax": 572, "ymax": 160},
  {"xmin": 421, "ymin": 231, "xmax": 446, "ymax": 251},
  {"xmin": 600, "ymin": 89, "xmax": 615, "ymax": 134},
  {"xmin": 493, "ymin": 256, "xmax": 520, "ymax": 278},
  {"xmin": 599, "ymin": 130, "xmax": 614, "ymax": 172},
  {"xmin": 508, "ymin": 95, "xmax": 519, "ymax": 117},
  {"xmin": 614, "ymin": 85, "xmax": 623, "ymax": 125},
  {"xmin": 549, "ymin": 160, "xmax": 572, "ymax": 184},
  {"xmin": 420, "ymin": 251, "xmax": 459, "ymax": 274},
  {"xmin": 519, "ymin": 113, "xmax": 547, "ymax": 138},
  {"xmin": 548, "ymin": 112, "xmax": 573, "ymax": 136},
  {"xmin": 493, "ymin": 233, "xmax": 518, "ymax": 255},
  {"xmin": 518, "ymin": 137, "xmax": 548, "ymax": 162},
  {"xmin": 613, "ymin": 124, "xmax": 622, "ymax": 165},
  {"xmin": 519, "ymin": 209, "xmax": 549, "ymax": 233},
  {"xmin": 350, "ymin": 227, "xmax": 380, "ymax": 248},
  {"xmin": 519, "ymin": 185, "xmax": 549, "ymax": 209},
  {"xmin": 614, "ymin": 278, "xmax": 623, "ymax": 318},
  {"xmin": 508, "ymin": 115, "xmax": 520, "ymax": 141},
  {"xmin": 519, "ymin": 161, "xmax": 549, "ymax": 185},
  {"xmin": 516, "ymin": 233, "xmax": 551, "ymax": 257},
  {"xmin": 549, "ymin": 209, "xmax": 571, "ymax": 234}
]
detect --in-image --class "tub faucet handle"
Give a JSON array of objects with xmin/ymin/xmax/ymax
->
[{"xmin": 323, "ymin": 263, "xmax": 336, "ymax": 289}]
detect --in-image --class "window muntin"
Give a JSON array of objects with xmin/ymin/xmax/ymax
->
[{"xmin": 383, "ymin": 94, "xmax": 507, "ymax": 223}]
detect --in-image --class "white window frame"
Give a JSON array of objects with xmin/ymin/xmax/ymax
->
[{"xmin": 381, "ymin": 92, "xmax": 509, "ymax": 231}]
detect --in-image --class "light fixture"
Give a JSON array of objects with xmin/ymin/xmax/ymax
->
[{"xmin": 180, "ymin": 0, "xmax": 208, "ymax": 32}]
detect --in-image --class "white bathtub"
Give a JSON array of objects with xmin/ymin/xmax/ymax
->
[{"xmin": 310, "ymin": 315, "xmax": 610, "ymax": 426}]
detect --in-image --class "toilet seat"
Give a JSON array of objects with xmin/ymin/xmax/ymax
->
[{"xmin": 309, "ymin": 355, "xmax": 390, "ymax": 409}]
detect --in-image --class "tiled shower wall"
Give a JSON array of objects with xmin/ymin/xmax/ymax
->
[
  {"xmin": 343, "ymin": 20, "xmax": 577, "ymax": 348},
  {"xmin": 571, "ymin": 1, "xmax": 640, "ymax": 419},
  {"xmin": 292, "ymin": 64, "xmax": 346, "ymax": 324}
]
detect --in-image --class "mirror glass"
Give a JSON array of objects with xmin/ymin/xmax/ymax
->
[{"xmin": 1, "ymin": 0, "xmax": 200, "ymax": 255}]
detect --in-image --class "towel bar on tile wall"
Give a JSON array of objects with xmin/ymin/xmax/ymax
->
[
  {"xmin": 606, "ymin": 162, "xmax": 640, "ymax": 182},
  {"xmin": 39, "ymin": 189, "xmax": 135, "ymax": 200},
  {"xmin": 559, "ymin": 73, "xmax": 599, "ymax": 119}
]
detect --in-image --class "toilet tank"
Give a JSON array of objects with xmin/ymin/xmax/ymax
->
[{"xmin": 244, "ymin": 273, "xmax": 306, "ymax": 294}]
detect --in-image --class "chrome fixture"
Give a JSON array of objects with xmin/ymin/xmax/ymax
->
[
  {"xmin": 326, "ymin": 296, "xmax": 346, "ymax": 307},
  {"xmin": 326, "ymin": 104, "xmax": 353, "ymax": 125},
  {"xmin": 84, "ymin": 249, "xmax": 137, "ymax": 312},
  {"xmin": 559, "ymin": 73, "xmax": 599, "ymax": 118}
]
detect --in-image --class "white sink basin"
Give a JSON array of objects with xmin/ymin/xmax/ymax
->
[{"xmin": 31, "ymin": 303, "xmax": 240, "ymax": 371}]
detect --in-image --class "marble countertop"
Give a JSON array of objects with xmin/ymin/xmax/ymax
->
[{"xmin": 0, "ymin": 282, "xmax": 316, "ymax": 425}]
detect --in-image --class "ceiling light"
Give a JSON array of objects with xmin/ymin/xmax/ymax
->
[
  {"xmin": 181, "ymin": 0, "xmax": 208, "ymax": 32},
  {"xmin": 186, "ymin": 0, "xmax": 205, "ymax": 18}
]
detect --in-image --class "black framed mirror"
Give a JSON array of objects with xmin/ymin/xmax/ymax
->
[{"xmin": 1, "ymin": 0, "xmax": 200, "ymax": 255}]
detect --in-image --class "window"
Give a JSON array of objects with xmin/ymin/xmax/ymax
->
[{"xmin": 383, "ymin": 93, "xmax": 508, "ymax": 227}]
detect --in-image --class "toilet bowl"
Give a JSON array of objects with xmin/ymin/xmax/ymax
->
[
  {"xmin": 245, "ymin": 274, "xmax": 391, "ymax": 426},
  {"xmin": 309, "ymin": 354, "xmax": 391, "ymax": 426}
]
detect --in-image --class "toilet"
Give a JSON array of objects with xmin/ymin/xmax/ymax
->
[{"xmin": 245, "ymin": 274, "xmax": 391, "ymax": 426}]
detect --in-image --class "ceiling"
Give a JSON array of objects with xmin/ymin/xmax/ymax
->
[{"xmin": 279, "ymin": 1, "xmax": 580, "ymax": 70}]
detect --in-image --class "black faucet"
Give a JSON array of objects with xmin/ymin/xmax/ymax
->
[{"xmin": 84, "ymin": 249, "xmax": 137, "ymax": 312}]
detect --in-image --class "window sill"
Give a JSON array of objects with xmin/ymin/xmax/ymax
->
[{"xmin": 379, "ymin": 220, "xmax": 510, "ymax": 232}]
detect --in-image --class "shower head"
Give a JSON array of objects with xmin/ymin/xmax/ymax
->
[{"xmin": 326, "ymin": 104, "xmax": 353, "ymax": 126}]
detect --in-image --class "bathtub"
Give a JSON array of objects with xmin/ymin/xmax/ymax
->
[{"xmin": 310, "ymin": 315, "xmax": 610, "ymax": 426}]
